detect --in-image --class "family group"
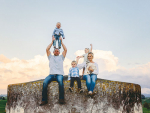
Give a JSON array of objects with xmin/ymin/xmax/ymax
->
[{"xmin": 40, "ymin": 22, "xmax": 99, "ymax": 106}]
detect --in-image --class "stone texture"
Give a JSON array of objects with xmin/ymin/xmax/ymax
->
[{"xmin": 6, "ymin": 76, "xmax": 143, "ymax": 113}]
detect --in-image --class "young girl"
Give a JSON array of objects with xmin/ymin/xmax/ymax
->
[{"xmin": 77, "ymin": 44, "xmax": 93, "ymax": 76}]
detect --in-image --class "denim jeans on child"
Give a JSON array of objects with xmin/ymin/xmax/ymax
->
[
  {"xmin": 42, "ymin": 74, "xmax": 64, "ymax": 101},
  {"xmin": 83, "ymin": 74, "xmax": 97, "ymax": 92},
  {"xmin": 53, "ymin": 35, "xmax": 61, "ymax": 48},
  {"xmin": 70, "ymin": 77, "xmax": 81, "ymax": 89}
]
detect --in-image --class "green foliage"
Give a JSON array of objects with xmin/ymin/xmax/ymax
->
[
  {"xmin": 143, "ymin": 107, "xmax": 150, "ymax": 113},
  {"xmin": 142, "ymin": 98, "xmax": 150, "ymax": 113},
  {"xmin": 142, "ymin": 97, "xmax": 150, "ymax": 104},
  {"xmin": 144, "ymin": 102, "xmax": 150, "ymax": 109},
  {"xmin": 0, "ymin": 100, "xmax": 7, "ymax": 113}
]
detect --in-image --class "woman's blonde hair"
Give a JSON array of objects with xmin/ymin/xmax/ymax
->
[{"xmin": 88, "ymin": 52, "xmax": 94, "ymax": 57}]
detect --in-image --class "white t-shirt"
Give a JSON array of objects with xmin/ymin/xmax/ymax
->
[
  {"xmin": 82, "ymin": 53, "xmax": 89, "ymax": 62},
  {"xmin": 48, "ymin": 54, "xmax": 65, "ymax": 75},
  {"xmin": 77, "ymin": 62, "xmax": 99, "ymax": 75}
]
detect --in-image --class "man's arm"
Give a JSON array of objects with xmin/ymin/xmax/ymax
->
[
  {"xmin": 90, "ymin": 44, "xmax": 93, "ymax": 52},
  {"xmin": 46, "ymin": 38, "xmax": 55, "ymax": 56},
  {"xmin": 61, "ymin": 30, "xmax": 65, "ymax": 39},
  {"xmin": 60, "ymin": 37, "xmax": 67, "ymax": 57}
]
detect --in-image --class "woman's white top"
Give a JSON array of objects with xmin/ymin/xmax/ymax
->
[{"xmin": 77, "ymin": 62, "xmax": 99, "ymax": 75}]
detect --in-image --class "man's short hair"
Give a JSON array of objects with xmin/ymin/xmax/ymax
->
[{"xmin": 53, "ymin": 48, "xmax": 60, "ymax": 52}]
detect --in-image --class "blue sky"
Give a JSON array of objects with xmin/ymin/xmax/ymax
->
[{"xmin": 0, "ymin": 0, "xmax": 150, "ymax": 94}]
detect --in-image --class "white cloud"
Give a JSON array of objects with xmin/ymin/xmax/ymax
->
[
  {"xmin": 0, "ymin": 54, "xmax": 49, "ymax": 90},
  {"xmin": 141, "ymin": 88, "xmax": 150, "ymax": 94},
  {"xmin": 0, "ymin": 50, "xmax": 150, "ymax": 94},
  {"xmin": 74, "ymin": 50, "xmax": 119, "ymax": 72}
]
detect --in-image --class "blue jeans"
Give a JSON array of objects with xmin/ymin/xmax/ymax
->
[
  {"xmin": 83, "ymin": 74, "xmax": 97, "ymax": 92},
  {"xmin": 53, "ymin": 35, "xmax": 61, "ymax": 47},
  {"xmin": 42, "ymin": 74, "xmax": 64, "ymax": 101}
]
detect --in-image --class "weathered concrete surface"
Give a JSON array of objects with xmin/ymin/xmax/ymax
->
[{"xmin": 6, "ymin": 76, "xmax": 142, "ymax": 113}]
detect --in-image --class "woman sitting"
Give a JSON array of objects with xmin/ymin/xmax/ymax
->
[{"xmin": 76, "ymin": 52, "xmax": 99, "ymax": 96}]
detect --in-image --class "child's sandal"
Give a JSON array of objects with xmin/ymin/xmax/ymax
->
[
  {"xmin": 78, "ymin": 88, "xmax": 83, "ymax": 93},
  {"xmin": 69, "ymin": 87, "xmax": 73, "ymax": 92}
]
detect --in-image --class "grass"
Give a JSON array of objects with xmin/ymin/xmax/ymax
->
[
  {"xmin": 143, "ymin": 107, "xmax": 150, "ymax": 113},
  {"xmin": 142, "ymin": 97, "xmax": 150, "ymax": 104},
  {"xmin": 142, "ymin": 97, "xmax": 150, "ymax": 113},
  {"xmin": 0, "ymin": 99, "xmax": 7, "ymax": 113}
]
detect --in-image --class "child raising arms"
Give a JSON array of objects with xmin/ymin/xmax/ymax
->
[{"xmin": 77, "ymin": 44, "xmax": 93, "ymax": 76}]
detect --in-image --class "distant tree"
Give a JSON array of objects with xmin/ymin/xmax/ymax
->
[
  {"xmin": 141, "ymin": 94, "xmax": 145, "ymax": 99},
  {"xmin": 2, "ymin": 97, "xmax": 5, "ymax": 100}
]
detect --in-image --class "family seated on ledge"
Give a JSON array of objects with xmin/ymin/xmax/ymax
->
[{"xmin": 40, "ymin": 38, "xmax": 99, "ymax": 106}]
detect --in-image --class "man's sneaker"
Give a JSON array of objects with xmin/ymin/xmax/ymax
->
[
  {"xmin": 59, "ymin": 46, "xmax": 61, "ymax": 49},
  {"xmin": 59, "ymin": 99, "xmax": 65, "ymax": 104},
  {"xmin": 69, "ymin": 87, "xmax": 73, "ymax": 92},
  {"xmin": 39, "ymin": 101, "xmax": 48, "ymax": 106},
  {"xmin": 78, "ymin": 88, "xmax": 83, "ymax": 93}
]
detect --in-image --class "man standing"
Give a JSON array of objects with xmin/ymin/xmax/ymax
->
[{"xmin": 40, "ymin": 37, "xmax": 67, "ymax": 105}]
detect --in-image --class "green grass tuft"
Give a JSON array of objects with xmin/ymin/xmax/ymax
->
[{"xmin": 0, "ymin": 100, "xmax": 7, "ymax": 113}]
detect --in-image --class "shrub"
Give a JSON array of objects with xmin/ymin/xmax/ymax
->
[{"xmin": 144, "ymin": 102, "xmax": 150, "ymax": 109}]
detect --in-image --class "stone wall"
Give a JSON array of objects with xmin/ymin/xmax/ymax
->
[{"xmin": 6, "ymin": 76, "xmax": 143, "ymax": 113}]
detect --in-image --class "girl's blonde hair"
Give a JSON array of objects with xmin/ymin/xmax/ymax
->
[{"xmin": 85, "ymin": 48, "xmax": 90, "ymax": 53}]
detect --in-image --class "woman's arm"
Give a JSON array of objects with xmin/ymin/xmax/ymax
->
[
  {"xmin": 88, "ymin": 67, "xmax": 94, "ymax": 72},
  {"xmin": 92, "ymin": 63, "xmax": 99, "ymax": 75}
]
